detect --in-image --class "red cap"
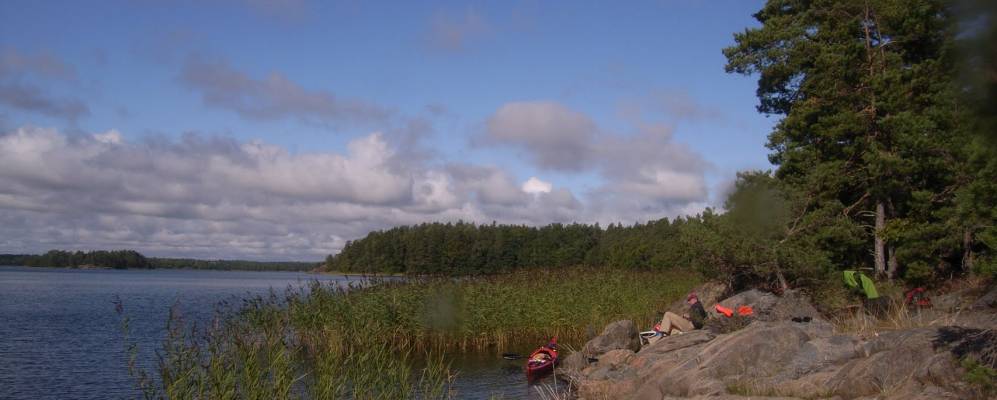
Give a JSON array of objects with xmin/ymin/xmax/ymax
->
[{"xmin": 687, "ymin": 293, "xmax": 698, "ymax": 301}]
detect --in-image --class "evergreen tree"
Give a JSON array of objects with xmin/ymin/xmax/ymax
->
[{"xmin": 724, "ymin": 0, "xmax": 967, "ymax": 280}]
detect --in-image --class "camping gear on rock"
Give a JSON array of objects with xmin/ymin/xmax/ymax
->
[
  {"xmin": 736, "ymin": 305, "xmax": 754, "ymax": 316},
  {"xmin": 905, "ymin": 287, "xmax": 932, "ymax": 308},
  {"xmin": 525, "ymin": 337, "xmax": 558, "ymax": 381},
  {"xmin": 843, "ymin": 270, "xmax": 880, "ymax": 299},
  {"xmin": 639, "ymin": 330, "xmax": 660, "ymax": 345},
  {"xmin": 715, "ymin": 304, "xmax": 734, "ymax": 317}
]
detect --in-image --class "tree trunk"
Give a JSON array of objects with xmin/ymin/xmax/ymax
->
[
  {"xmin": 963, "ymin": 229, "xmax": 974, "ymax": 274},
  {"xmin": 887, "ymin": 245, "xmax": 898, "ymax": 280},
  {"xmin": 874, "ymin": 201, "xmax": 887, "ymax": 277}
]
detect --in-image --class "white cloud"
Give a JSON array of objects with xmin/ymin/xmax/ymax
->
[
  {"xmin": 522, "ymin": 176, "xmax": 552, "ymax": 195},
  {"xmin": 0, "ymin": 126, "xmax": 594, "ymax": 259},
  {"xmin": 0, "ymin": 103, "xmax": 716, "ymax": 259},
  {"xmin": 93, "ymin": 129, "xmax": 122, "ymax": 144},
  {"xmin": 483, "ymin": 100, "xmax": 710, "ymax": 220}
]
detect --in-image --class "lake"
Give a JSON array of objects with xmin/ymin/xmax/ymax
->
[{"xmin": 0, "ymin": 266, "xmax": 562, "ymax": 399}]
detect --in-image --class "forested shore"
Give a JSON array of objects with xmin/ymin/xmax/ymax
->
[
  {"xmin": 0, "ymin": 250, "xmax": 318, "ymax": 271},
  {"xmin": 327, "ymin": 0, "xmax": 997, "ymax": 296}
]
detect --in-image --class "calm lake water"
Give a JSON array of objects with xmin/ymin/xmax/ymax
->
[{"xmin": 0, "ymin": 266, "xmax": 560, "ymax": 399}]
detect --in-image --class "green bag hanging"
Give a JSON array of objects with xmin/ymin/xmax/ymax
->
[{"xmin": 843, "ymin": 270, "xmax": 880, "ymax": 299}]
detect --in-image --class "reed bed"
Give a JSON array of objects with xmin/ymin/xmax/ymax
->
[
  {"xmin": 291, "ymin": 267, "xmax": 700, "ymax": 352},
  {"xmin": 119, "ymin": 267, "xmax": 699, "ymax": 399}
]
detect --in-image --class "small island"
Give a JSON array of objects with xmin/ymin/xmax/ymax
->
[{"xmin": 0, "ymin": 250, "xmax": 319, "ymax": 271}]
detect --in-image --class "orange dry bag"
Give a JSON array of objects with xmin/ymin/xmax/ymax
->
[
  {"xmin": 714, "ymin": 304, "xmax": 734, "ymax": 317},
  {"xmin": 737, "ymin": 305, "xmax": 754, "ymax": 316}
]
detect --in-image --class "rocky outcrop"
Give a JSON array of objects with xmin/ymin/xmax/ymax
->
[
  {"xmin": 664, "ymin": 282, "xmax": 728, "ymax": 315},
  {"xmin": 582, "ymin": 319, "xmax": 641, "ymax": 359},
  {"xmin": 972, "ymin": 284, "xmax": 997, "ymax": 309},
  {"xmin": 566, "ymin": 288, "xmax": 996, "ymax": 400}
]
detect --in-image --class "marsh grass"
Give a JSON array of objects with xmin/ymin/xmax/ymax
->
[
  {"xmin": 118, "ymin": 267, "xmax": 699, "ymax": 399},
  {"xmin": 293, "ymin": 267, "xmax": 700, "ymax": 352}
]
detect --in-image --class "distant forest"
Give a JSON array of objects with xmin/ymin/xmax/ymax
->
[
  {"xmin": 0, "ymin": 250, "xmax": 318, "ymax": 271},
  {"xmin": 325, "ymin": 220, "xmax": 697, "ymax": 275},
  {"xmin": 327, "ymin": 1, "xmax": 997, "ymax": 292}
]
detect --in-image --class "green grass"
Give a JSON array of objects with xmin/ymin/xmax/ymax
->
[
  {"xmin": 292, "ymin": 267, "xmax": 700, "ymax": 351},
  {"xmin": 119, "ymin": 267, "xmax": 700, "ymax": 399},
  {"xmin": 962, "ymin": 357, "xmax": 997, "ymax": 399}
]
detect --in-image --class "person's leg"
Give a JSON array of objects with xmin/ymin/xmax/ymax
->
[
  {"xmin": 659, "ymin": 312, "xmax": 676, "ymax": 334},
  {"xmin": 664, "ymin": 312, "xmax": 694, "ymax": 333}
]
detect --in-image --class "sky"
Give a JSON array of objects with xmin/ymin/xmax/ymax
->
[{"xmin": 0, "ymin": 0, "xmax": 775, "ymax": 261}]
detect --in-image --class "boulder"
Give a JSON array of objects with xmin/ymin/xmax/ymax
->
[
  {"xmin": 932, "ymin": 288, "xmax": 971, "ymax": 312},
  {"xmin": 774, "ymin": 334, "xmax": 861, "ymax": 381},
  {"xmin": 576, "ymin": 377, "xmax": 640, "ymax": 400},
  {"xmin": 666, "ymin": 281, "xmax": 728, "ymax": 315},
  {"xmin": 715, "ymin": 289, "xmax": 779, "ymax": 318},
  {"xmin": 583, "ymin": 349, "xmax": 639, "ymax": 382},
  {"xmin": 971, "ymin": 284, "xmax": 997, "ymax": 309},
  {"xmin": 598, "ymin": 349, "xmax": 636, "ymax": 368},
  {"xmin": 766, "ymin": 290, "xmax": 824, "ymax": 322},
  {"xmin": 639, "ymin": 329, "xmax": 715, "ymax": 357},
  {"xmin": 826, "ymin": 328, "xmax": 942, "ymax": 398},
  {"xmin": 582, "ymin": 319, "xmax": 641, "ymax": 358},
  {"xmin": 696, "ymin": 321, "xmax": 813, "ymax": 378},
  {"xmin": 559, "ymin": 351, "xmax": 589, "ymax": 373},
  {"xmin": 632, "ymin": 321, "xmax": 818, "ymax": 398}
]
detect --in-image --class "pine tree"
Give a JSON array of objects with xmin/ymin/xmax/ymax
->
[{"xmin": 724, "ymin": 0, "xmax": 966, "ymax": 280}]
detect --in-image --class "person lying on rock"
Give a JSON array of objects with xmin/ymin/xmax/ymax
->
[{"xmin": 657, "ymin": 292, "xmax": 707, "ymax": 336}]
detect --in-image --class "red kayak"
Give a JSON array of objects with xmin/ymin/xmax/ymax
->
[{"xmin": 525, "ymin": 337, "xmax": 558, "ymax": 381}]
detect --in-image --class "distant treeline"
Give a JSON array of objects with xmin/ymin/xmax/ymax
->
[
  {"xmin": 0, "ymin": 250, "xmax": 317, "ymax": 271},
  {"xmin": 149, "ymin": 258, "xmax": 319, "ymax": 271},
  {"xmin": 325, "ymin": 220, "xmax": 696, "ymax": 275},
  {"xmin": 6, "ymin": 249, "xmax": 151, "ymax": 269},
  {"xmin": 0, "ymin": 254, "xmax": 32, "ymax": 266}
]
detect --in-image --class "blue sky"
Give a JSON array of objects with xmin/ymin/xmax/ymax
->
[{"xmin": 0, "ymin": 0, "xmax": 774, "ymax": 260}]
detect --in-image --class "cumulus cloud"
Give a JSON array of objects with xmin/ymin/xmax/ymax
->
[
  {"xmin": 179, "ymin": 56, "xmax": 392, "ymax": 127},
  {"xmin": 0, "ymin": 126, "xmax": 588, "ymax": 259},
  {"xmin": 522, "ymin": 177, "xmax": 552, "ymax": 195},
  {"xmin": 482, "ymin": 100, "xmax": 710, "ymax": 220},
  {"xmin": 483, "ymin": 101, "xmax": 597, "ymax": 170},
  {"xmin": 428, "ymin": 8, "xmax": 490, "ymax": 52}
]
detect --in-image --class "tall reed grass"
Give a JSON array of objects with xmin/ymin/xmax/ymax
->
[
  {"xmin": 118, "ymin": 267, "xmax": 699, "ymax": 399},
  {"xmin": 292, "ymin": 267, "xmax": 700, "ymax": 352}
]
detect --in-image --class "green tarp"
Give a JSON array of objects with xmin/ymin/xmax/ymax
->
[{"xmin": 843, "ymin": 270, "xmax": 880, "ymax": 299}]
